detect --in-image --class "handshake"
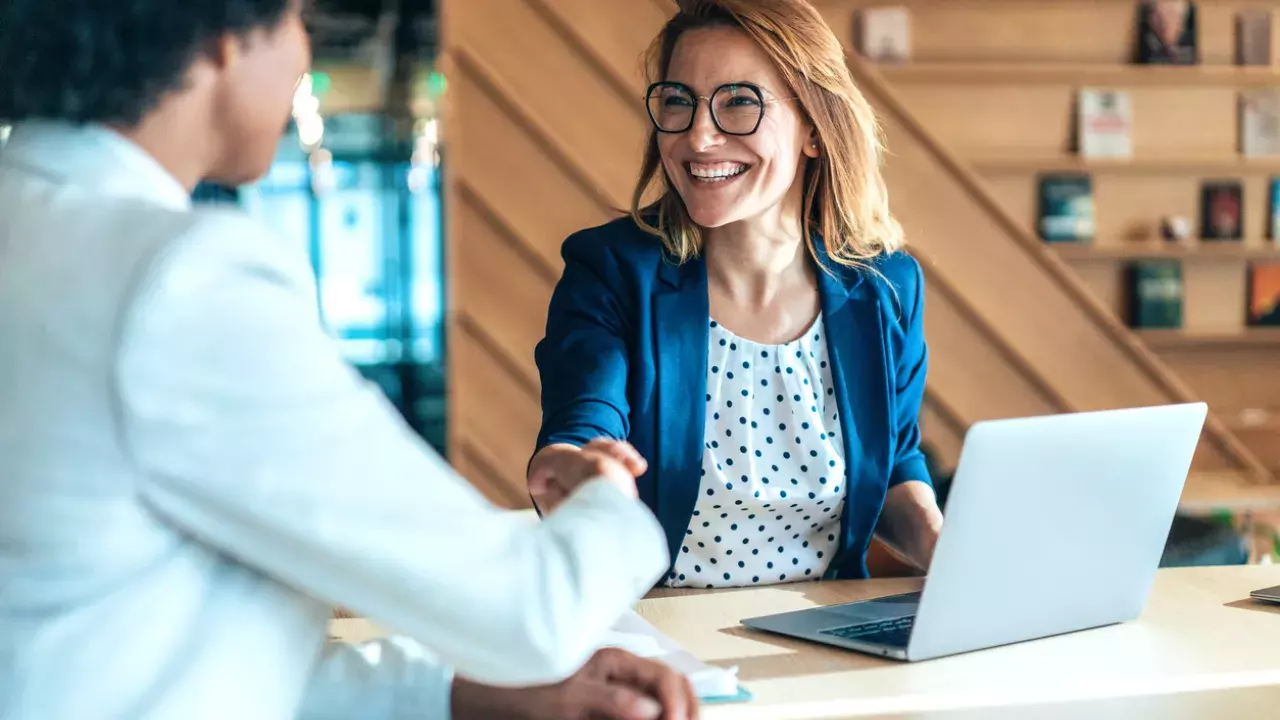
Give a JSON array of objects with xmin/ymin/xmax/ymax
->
[{"xmin": 527, "ymin": 438, "xmax": 649, "ymax": 512}]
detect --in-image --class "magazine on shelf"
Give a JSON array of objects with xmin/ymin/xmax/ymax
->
[{"xmin": 1077, "ymin": 89, "xmax": 1133, "ymax": 158}]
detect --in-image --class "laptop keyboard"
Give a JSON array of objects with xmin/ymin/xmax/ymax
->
[{"xmin": 819, "ymin": 615, "xmax": 915, "ymax": 648}]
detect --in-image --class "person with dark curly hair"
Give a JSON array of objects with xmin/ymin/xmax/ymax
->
[{"xmin": 0, "ymin": 2, "xmax": 695, "ymax": 719}]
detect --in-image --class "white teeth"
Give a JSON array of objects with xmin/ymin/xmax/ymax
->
[{"xmin": 689, "ymin": 163, "xmax": 749, "ymax": 181}]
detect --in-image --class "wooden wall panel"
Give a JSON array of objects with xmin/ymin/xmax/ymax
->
[
  {"xmin": 1232, "ymin": 426, "xmax": 1280, "ymax": 473},
  {"xmin": 1184, "ymin": 261, "xmax": 1251, "ymax": 331},
  {"xmin": 454, "ymin": 0, "xmax": 647, "ymax": 204},
  {"xmin": 545, "ymin": 0, "xmax": 671, "ymax": 89},
  {"xmin": 1160, "ymin": 347, "xmax": 1280, "ymax": 412},
  {"xmin": 455, "ymin": 193, "xmax": 555, "ymax": 375},
  {"xmin": 1070, "ymin": 263, "xmax": 1126, "ymax": 321},
  {"xmin": 452, "ymin": 320, "xmax": 543, "ymax": 507},
  {"xmin": 918, "ymin": 398, "xmax": 965, "ymax": 473},
  {"xmin": 453, "ymin": 60, "xmax": 612, "ymax": 267},
  {"xmin": 452, "ymin": 442, "xmax": 523, "ymax": 507},
  {"xmin": 921, "ymin": 284, "xmax": 1062, "ymax": 422}
]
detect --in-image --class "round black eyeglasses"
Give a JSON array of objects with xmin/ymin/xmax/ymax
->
[{"xmin": 645, "ymin": 81, "xmax": 793, "ymax": 136}]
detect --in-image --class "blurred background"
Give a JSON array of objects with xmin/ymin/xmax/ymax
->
[
  {"xmin": 198, "ymin": 0, "xmax": 449, "ymax": 452},
  {"xmin": 10, "ymin": 0, "xmax": 1277, "ymax": 567}
]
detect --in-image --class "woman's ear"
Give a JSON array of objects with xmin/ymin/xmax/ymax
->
[{"xmin": 803, "ymin": 126, "xmax": 821, "ymax": 159}]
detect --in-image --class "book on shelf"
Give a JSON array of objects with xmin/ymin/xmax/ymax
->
[
  {"xmin": 1127, "ymin": 260, "xmax": 1184, "ymax": 329},
  {"xmin": 1200, "ymin": 180, "xmax": 1244, "ymax": 240},
  {"xmin": 1037, "ymin": 174, "xmax": 1095, "ymax": 242},
  {"xmin": 1077, "ymin": 89, "xmax": 1133, "ymax": 158},
  {"xmin": 1270, "ymin": 178, "xmax": 1280, "ymax": 240},
  {"xmin": 1237, "ymin": 10, "xmax": 1273, "ymax": 66},
  {"xmin": 1247, "ymin": 262, "xmax": 1280, "ymax": 326},
  {"xmin": 1241, "ymin": 90, "xmax": 1280, "ymax": 157},
  {"xmin": 1136, "ymin": 1, "xmax": 1198, "ymax": 65},
  {"xmin": 857, "ymin": 7, "xmax": 910, "ymax": 63}
]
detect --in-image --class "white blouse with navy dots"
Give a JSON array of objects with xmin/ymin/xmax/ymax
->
[{"xmin": 668, "ymin": 316, "xmax": 847, "ymax": 588}]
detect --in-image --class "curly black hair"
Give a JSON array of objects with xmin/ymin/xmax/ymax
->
[{"xmin": 0, "ymin": 1, "xmax": 294, "ymax": 126}]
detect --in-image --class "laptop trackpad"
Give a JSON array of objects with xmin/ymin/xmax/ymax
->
[{"xmin": 820, "ymin": 591, "xmax": 921, "ymax": 624}]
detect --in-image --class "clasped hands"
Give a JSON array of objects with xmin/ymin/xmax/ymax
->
[
  {"xmin": 516, "ymin": 440, "xmax": 699, "ymax": 720},
  {"xmin": 527, "ymin": 439, "xmax": 650, "ymax": 513}
]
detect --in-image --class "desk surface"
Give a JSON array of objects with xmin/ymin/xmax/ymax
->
[
  {"xmin": 638, "ymin": 565, "xmax": 1280, "ymax": 718},
  {"xmin": 331, "ymin": 566, "xmax": 1280, "ymax": 718}
]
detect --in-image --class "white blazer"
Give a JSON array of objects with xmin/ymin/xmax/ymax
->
[{"xmin": 0, "ymin": 122, "xmax": 668, "ymax": 719}]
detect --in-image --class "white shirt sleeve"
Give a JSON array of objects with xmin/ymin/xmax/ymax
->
[
  {"xmin": 114, "ymin": 210, "xmax": 670, "ymax": 689},
  {"xmin": 298, "ymin": 636, "xmax": 454, "ymax": 720}
]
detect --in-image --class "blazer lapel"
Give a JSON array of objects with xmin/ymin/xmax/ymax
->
[
  {"xmin": 816, "ymin": 259, "xmax": 890, "ymax": 579},
  {"xmin": 653, "ymin": 257, "xmax": 709, "ymax": 568}
]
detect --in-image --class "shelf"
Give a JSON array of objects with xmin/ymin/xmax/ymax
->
[
  {"xmin": 837, "ymin": 0, "xmax": 1253, "ymax": 6},
  {"xmin": 1179, "ymin": 470, "xmax": 1280, "ymax": 514},
  {"xmin": 1051, "ymin": 241, "xmax": 1280, "ymax": 261},
  {"xmin": 1136, "ymin": 329, "xmax": 1280, "ymax": 349},
  {"xmin": 1227, "ymin": 408, "xmax": 1280, "ymax": 433},
  {"xmin": 975, "ymin": 155, "xmax": 1280, "ymax": 175},
  {"xmin": 877, "ymin": 62, "xmax": 1280, "ymax": 87}
]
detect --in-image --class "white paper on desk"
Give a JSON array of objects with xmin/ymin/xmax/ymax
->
[{"xmin": 598, "ymin": 611, "xmax": 740, "ymax": 699}]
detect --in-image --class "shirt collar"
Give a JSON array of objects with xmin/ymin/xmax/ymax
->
[{"xmin": 0, "ymin": 120, "xmax": 192, "ymax": 211}]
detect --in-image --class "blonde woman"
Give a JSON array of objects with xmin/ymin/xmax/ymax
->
[{"xmin": 528, "ymin": 0, "xmax": 944, "ymax": 588}]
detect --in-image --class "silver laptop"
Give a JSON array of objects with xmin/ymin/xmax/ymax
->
[{"xmin": 741, "ymin": 402, "xmax": 1208, "ymax": 662}]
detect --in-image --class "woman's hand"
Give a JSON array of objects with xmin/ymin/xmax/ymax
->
[{"xmin": 528, "ymin": 439, "xmax": 649, "ymax": 514}]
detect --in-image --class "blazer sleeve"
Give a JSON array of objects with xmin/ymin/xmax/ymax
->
[
  {"xmin": 888, "ymin": 257, "xmax": 933, "ymax": 489},
  {"xmin": 115, "ymin": 212, "xmax": 669, "ymax": 688},
  {"xmin": 533, "ymin": 231, "xmax": 633, "ymax": 452}
]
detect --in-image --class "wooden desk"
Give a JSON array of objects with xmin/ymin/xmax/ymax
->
[
  {"xmin": 639, "ymin": 566, "xmax": 1280, "ymax": 718},
  {"xmin": 331, "ymin": 566, "xmax": 1280, "ymax": 717}
]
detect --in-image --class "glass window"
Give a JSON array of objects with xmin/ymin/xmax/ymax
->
[
  {"xmin": 316, "ymin": 160, "xmax": 395, "ymax": 365},
  {"xmin": 241, "ymin": 160, "xmax": 314, "ymax": 269},
  {"xmin": 406, "ymin": 162, "xmax": 444, "ymax": 364}
]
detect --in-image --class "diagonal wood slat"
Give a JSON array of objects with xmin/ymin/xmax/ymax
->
[
  {"xmin": 455, "ymin": 190, "xmax": 555, "ymax": 381},
  {"xmin": 455, "ymin": 0, "xmax": 646, "ymax": 204},
  {"xmin": 452, "ymin": 56, "xmax": 613, "ymax": 266},
  {"xmin": 454, "ymin": 440, "xmax": 531, "ymax": 509},
  {"xmin": 452, "ymin": 316, "xmax": 543, "ymax": 505}
]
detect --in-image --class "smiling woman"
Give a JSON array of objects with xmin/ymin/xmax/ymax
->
[
  {"xmin": 528, "ymin": 0, "xmax": 945, "ymax": 590},
  {"xmin": 631, "ymin": 0, "xmax": 902, "ymax": 269}
]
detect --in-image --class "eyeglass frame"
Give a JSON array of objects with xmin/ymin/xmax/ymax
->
[{"xmin": 644, "ymin": 81, "xmax": 798, "ymax": 137}]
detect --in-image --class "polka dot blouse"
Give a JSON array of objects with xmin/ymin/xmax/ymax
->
[{"xmin": 668, "ymin": 316, "xmax": 847, "ymax": 588}]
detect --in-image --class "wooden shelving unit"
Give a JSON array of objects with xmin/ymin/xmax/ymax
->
[
  {"xmin": 974, "ymin": 155, "xmax": 1280, "ymax": 176},
  {"xmin": 878, "ymin": 62, "xmax": 1280, "ymax": 87},
  {"xmin": 1135, "ymin": 328, "xmax": 1280, "ymax": 349},
  {"xmin": 1052, "ymin": 241, "xmax": 1280, "ymax": 261},
  {"xmin": 858, "ymin": 0, "xmax": 1280, "ymax": 488},
  {"xmin": 1179, "ymin": 469, "xmax": 1280, "ymax": 514}
]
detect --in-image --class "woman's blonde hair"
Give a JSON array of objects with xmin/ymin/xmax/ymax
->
[{"xmin": 630, "ymin": 0, "xmax": 904, "ymax": 269}]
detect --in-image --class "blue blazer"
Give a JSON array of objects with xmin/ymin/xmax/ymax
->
[{"xmin": 533, "ymin": 216, "xmax": 933, "ymax": 580}]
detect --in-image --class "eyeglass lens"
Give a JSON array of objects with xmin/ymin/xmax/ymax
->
[{"xmin": 646, "ymin": 83, "xmax": 765, "ymax": 135}]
